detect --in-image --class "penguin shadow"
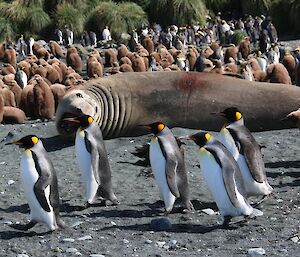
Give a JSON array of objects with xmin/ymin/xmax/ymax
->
[
  {"xmin": 0, "ymin": 203, "xmax": 29, "ymax": 214},
  {"xmin": 0, "ymin": 229, "xmax": 53, "ymax": 240},
  {"xmin": 265, "ymin": 160, "xmax": 300, "ymax": 169},
  {"xmin": 60, "ymin": 200, "xmax": 107, "ymax": 214},
  {"xmin": 41, "ymin": 135, "xmax": 74, "ymax": 152}
]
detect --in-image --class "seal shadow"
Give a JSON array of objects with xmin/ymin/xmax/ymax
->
[
  {"xmin": 41, "ymin": 135, "xmax": 74, "ymax": 152},
  {"xmin": 0, "ymin": 203, "xmax": 29, "ymax": 214}
]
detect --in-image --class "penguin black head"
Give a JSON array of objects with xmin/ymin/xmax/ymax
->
[
  {"xmin": 188, "ymin": 131, "xmax": 211, "ymax": 147},
  {"xmin": 144, "ymin": 121, "xmax": 166, "ymax": 135},
  {"xmin": 217, "ymin": 107, "xmax": 242, "ymax": 122},
  {"xmin": 62, "ymin": 115, "xmax": 93, "ymax": 129},
  {"xmin": 6, "ymin": 135, "xmax": 39, "ymax": 149}
]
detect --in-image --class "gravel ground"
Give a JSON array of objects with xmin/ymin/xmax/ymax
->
[{"xmin": 0, "ymin": 120, "xmax": 299, "ymax": 257}]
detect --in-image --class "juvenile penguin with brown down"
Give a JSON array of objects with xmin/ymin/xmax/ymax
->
[
  {"xmin": 49, "ymin": 40, "xmax": 64, "ymax": 59},
  {"xmin": 66, "ymin": 47, "xmax": 83, "ymax": 73},
  {"xmin": 33, "ymin": 77, "xmax": 55, "ymax": 120}
]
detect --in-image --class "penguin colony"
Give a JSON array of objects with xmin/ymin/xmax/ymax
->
[
  {"xmin": 1, "ymin": 36, "xmax": 300, "ymax": 126},
  {"xmin": 5, "ymin": 107, "xmax": 273, "ymax": 231}
]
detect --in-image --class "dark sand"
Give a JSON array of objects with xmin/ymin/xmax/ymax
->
[{"xmin": 0, "ymin": 120, "xmax": 299, "ymax": 257}]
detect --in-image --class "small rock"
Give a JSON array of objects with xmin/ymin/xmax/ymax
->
[
  {"xmin": 0, "ymin": 161, "xmax": 5, "ymax": 165},
  {"xmin": 75, "ymin": 253, "xmax": 82, "ymax": 256},
  {"xmin": 110, "ymin": 221, "xmax": 117, "ymax": 226},
  {"xmin": 145, "ymin": 239, "xmax": 152, "ymax": 244},
  {"xmin": 1, "ymin": 220, "xmax": 13, "ymax": 225},
  {"xmin": 89, "ymin": 255, "xmax": 105, "ymax": 257},
  {"xmin": 7, "ymin": 180, "xmax": 15, "ymax": 185},
  {"xmin": 201, "ymin": 208, "xmax": 215, "ymax": 215},
  {"xmin": 156, "ymin": 241, "xmax": 166, "ymax": 248},
  {"xmin": 270, "ymin": 217, "xmax": 277, "ymax": 221},
  {"xmin": 17, "ymin": 254, "xmax": 29, "ymax": 257},
  {"xmin": 66, "ymin": 248, "xmax": 78, "ymax": 253},
  {"xmin": 247, "ymin": 247, "xmax": 266, "ymax": 256},
  {"xmin": 62, "ymin": 238, "xmax": 75, "ymax": 243},
  {"xmin": 291, "ymin": 236, "xmax": 299, "ymax": 243},
  {"xmin": 122, "ymin": 239, "xmax": 129, "ymax": 244},
  {"xmin": 77, "ymin": 235, "xmax": 92, "ymax": 241},
  {"xmin": 71, "ymin": 221, "xmax": 83, "ymax": 227},
  {"xmin": 170, "ymin": 239, "xmax": 177, "ymax": 245},
  {"xmin": 150, "ymin": 217, "xmax": 172, "ymax": 231}
]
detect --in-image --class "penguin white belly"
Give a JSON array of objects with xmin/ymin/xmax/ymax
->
[
  {"xmin": 149, "ymin": 138, "xmax": 176, "ymax": 211},
  {"xmin": 237, "ymin": 155, "xmax": 271, "ymax": 196},
  {"xmin": 198, "ymin": 149, "xmax": 251, "ymax": 217},
  {"xmin": 75, "ymin": 131, "xmax": 99, "ymax": 203},
  {"xmin": 218, "ymin": 128, "xmax": 239, "ymax": 160},
  {"xmin": 20, "ymin": 152, "xmax": 56, "ymax": 229}
]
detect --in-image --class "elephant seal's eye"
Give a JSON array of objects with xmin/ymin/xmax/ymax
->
[{"xmin": 76, "ymin": 93, "xmax": 83, "ymax": 98}]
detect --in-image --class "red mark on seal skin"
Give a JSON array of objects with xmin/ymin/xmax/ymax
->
[{"xmin": 175, "ymin": 72, "xmax": 208, "ymax": 94}]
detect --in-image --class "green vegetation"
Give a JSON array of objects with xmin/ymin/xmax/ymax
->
[{"xmin": 0, "ymin": 0, "xmax": 297, "ymax": 42}]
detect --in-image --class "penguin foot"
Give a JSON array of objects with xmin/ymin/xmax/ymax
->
[
  {"xmin": 83, "ymin": 202, "xmax": 92, "ymax": 209},
  {"xmin": 163, "ymin": 209, "xmax": 172, "ymax": 216},
  {"xmin": 10, "ymin": 221, "xmax": 37, "ymax": 231},
  {"xmin": 221, "ymin": 216, "xmax": 232, "ymax": 228},
  {"xmin": 252, "ymin": 195, "xmax": 269, "ymax": 207}
]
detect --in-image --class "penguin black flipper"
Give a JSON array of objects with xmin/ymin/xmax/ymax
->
[
  {"xmin": 158, "ymin": 138, "xmax": 180, "ymax": 198},
  {"xmin": 32, "ymin": 152, "xmax": 51, "ymax": 212},
  {"xmin": 230, "ymin": 126, "xmax": 266, "ymax": 183},
  {"xmin": 206, "ymin": 142, "xmax": 248, "ymax": 208}
]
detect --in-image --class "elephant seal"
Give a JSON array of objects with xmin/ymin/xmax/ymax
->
[{"xmin": 56, "ymin": 71, "xmax": 300, "ymax": 139}]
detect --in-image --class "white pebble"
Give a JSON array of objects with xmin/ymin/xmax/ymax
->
[
  {"xmin": 7, "ymin": 180, "xmax": 15, "ymax": 185},
  {"xmin": 2, "ymin": 220, "xmax": 12, "ymax": 225},
  {"xmin": 62, "ymin": 238, "xmax": 75, "ymax": 243},
  {"xmin": 110, "ymin": 221, "xmax": 117, "ymax": 226},
  {"xmin": 66, "ymin": 248, "xmax": 78, "ymax": 253},
  {"xmin": 89, "ymin": 255, "xmax": 105, "ymax": 257},
  {"xmin": 291, "ymin": 236, "xmax": 299, "ymax": 243},
  {"xmin": 170, "ymin": 240, "xmax": 177, "ymax": 245},
  {"xmin": 122, "ymin": 239, "xmax": 129, "ymax": 244},
  {"xmin": 17, "ymin": 254, "xmax": 29, "ymax": 257},
  {"xmin": 247, "ymin": 247, "xmax": 266, "ymax": 256},
  {"xmin": 145, "ymin": 239, "xmax": 152, "ymax": 244},
  {"xmin": 77, "ymin": 235, "xmax": 92, "ymax": 241},
  {"xmin": 156, "ymin": 241, "xmax": 166, "ymax": 248},
  {"xmin": 0, "ymin": 161, "xmax": 5, "ymax": 165},
  {"xmin": 71, "ymin": 221, "xmax": 83, "ymax": 227},
  {"xmin": 201, "ymin": 208, "xmax": 215, "ymax": 215}
]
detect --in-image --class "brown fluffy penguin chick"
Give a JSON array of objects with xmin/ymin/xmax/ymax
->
[
  {"xmin": 33, "ymin": 77, "xmax": 55, "ymax": 120},
  {"xmin": 132, "ymin": 54, "xmax": 147, "ymax": 72},
  {"xmin": 18, "ymin": 60, "xmax": 31, "ymax": 78},
  {"xmin": 2, "ymin": 106, "xmax": 26, "ymax": 124},
  {"xmin": 66, "ymin": 47, "xmax": 83, "ymax": 73},
  {"xmin": 119, "ymin": 56, "xmax": 132, "ymax": 66},
  {"xmin": 36, "ymin": 47, "xmax": 50, "ymax": 60},
  {"xmin": 3, "ymin": 78, "xmax": 22, "ymax": 107},
  {"xmin": 282, "ymin": 53, "xmax": 296, "ymax": 83},
  {"xmin": 264, "ymin": 63, "xmax": 292, "ymax": 85},
  {"xmin": 239, "ymin": 37, "xmax": 250, "ymax": 59},
  {"xmin": 4, "ymin": 47, "xmax": 17, "ymax": 68},
  {"xmin": 119, "ymin": 64, "xmax": 134, "ymax": 72},
  {"xmin": 87, "ymin": 61, "xmax": 103, "ymax": 78},
  {"xmin": 20, "ymin": 83, "xmax": 35, "ymax": 118},
  {"xmin": 117, "ymin": 44, "xmax": 130, "ymax": 60},
  {"xmin": 49, "ymin": 40, "xmax": 64, "ymax": 59},
  {"xmin": 50, "ymin": 83, "xmax": 66, "ymax": 110},
  {"xmin": 1, "ymin": 86, "xmax": 16, "ymax": 107},
  {"xmin": 1, "ymin": 63, "xmax": 16, "ymax": 75},
  {"xmin": 105, "ymin": 48, "xmax": 118, "ymax": 67}
]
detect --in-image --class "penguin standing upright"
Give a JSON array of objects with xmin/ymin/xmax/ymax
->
[
  {"xmin": 64, "ymin": 115, "xmax": 118, "ymax": 208},
  {"xmin": 144, "ymin": 122, "xmax": 193, "ymax": 214},
  {"xmin": 214, "ymin": 107, "xmax": 273, "ymax": 202},
  {"xmin": 6, "ymin": 135, "xmax": 65, "ymax": 231},
  {"xmin": 181, "ymin": 131, "xmax": 254, "ymax": 226},
  {"xmin": 15, "ymin": 66, "xmax": 28, "ymax": 89}
]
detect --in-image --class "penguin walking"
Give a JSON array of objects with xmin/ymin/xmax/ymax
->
[
  {"xmin": 143, "ymin": 122, "xmax": 193, "ymax": 214},
  {"xmin": 180, "ymin": 131, "xmax": 254, "ymax": 226},
  {"xmin": 63, "ymin": 115, "xmax": 118, "ymax": 208},
  {"xmin": 6, "ymin": 135, "xmax": 65, "ymax": 231},
  {"xmin": 214, "ymin": 107, "xmax": 273, "ymax": 203}
]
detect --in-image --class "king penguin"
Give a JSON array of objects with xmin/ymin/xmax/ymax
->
[
  {"xmin": 15, "ymin": 66, "xmax": 28, "ymax": 89},
  {"xmin": 181, "ymin": 131, "xmax": 254, "ymax": 226},
  {"xmin": 6, "ymin": 135, "xmax": 65, "ymax": 231},
  {"xmin": 144, "ymin": 122, "xmax": 193, "ymax": 214},
  {"xmin": 64, "ymin": 115, "xmax": 118, "ymax": 208},
  {"xmin": 214, "ymin": 107, "xmax": 273, "ymax": 202}
]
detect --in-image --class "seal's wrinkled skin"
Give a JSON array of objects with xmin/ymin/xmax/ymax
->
[{"xmin": 56, "ymin": 72, "xmax": 300, "ymax": 139}]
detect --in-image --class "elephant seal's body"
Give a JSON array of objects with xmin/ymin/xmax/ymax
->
[{"xmin": 56, "ymin": 72, "xmax": 300, "ymax": 139}]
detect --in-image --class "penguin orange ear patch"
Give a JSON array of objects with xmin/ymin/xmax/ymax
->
[
  {"xmin": 157, "ymin": 123, "xmax": 165, "ymax": 132},
  {"xmin": 236, "ymin": 112, "xmax": 242, "ymax": 120},
  {"xmin": 31, "ymin": 136, "xmax": 38, "ymax": 145},
  {"xmin": 88, "ymin": 116, "xmax": 93, "ymax": 124},
  {"xmin": 205, "ymin": 133, "xmax": 211, "ymax": 141}
]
